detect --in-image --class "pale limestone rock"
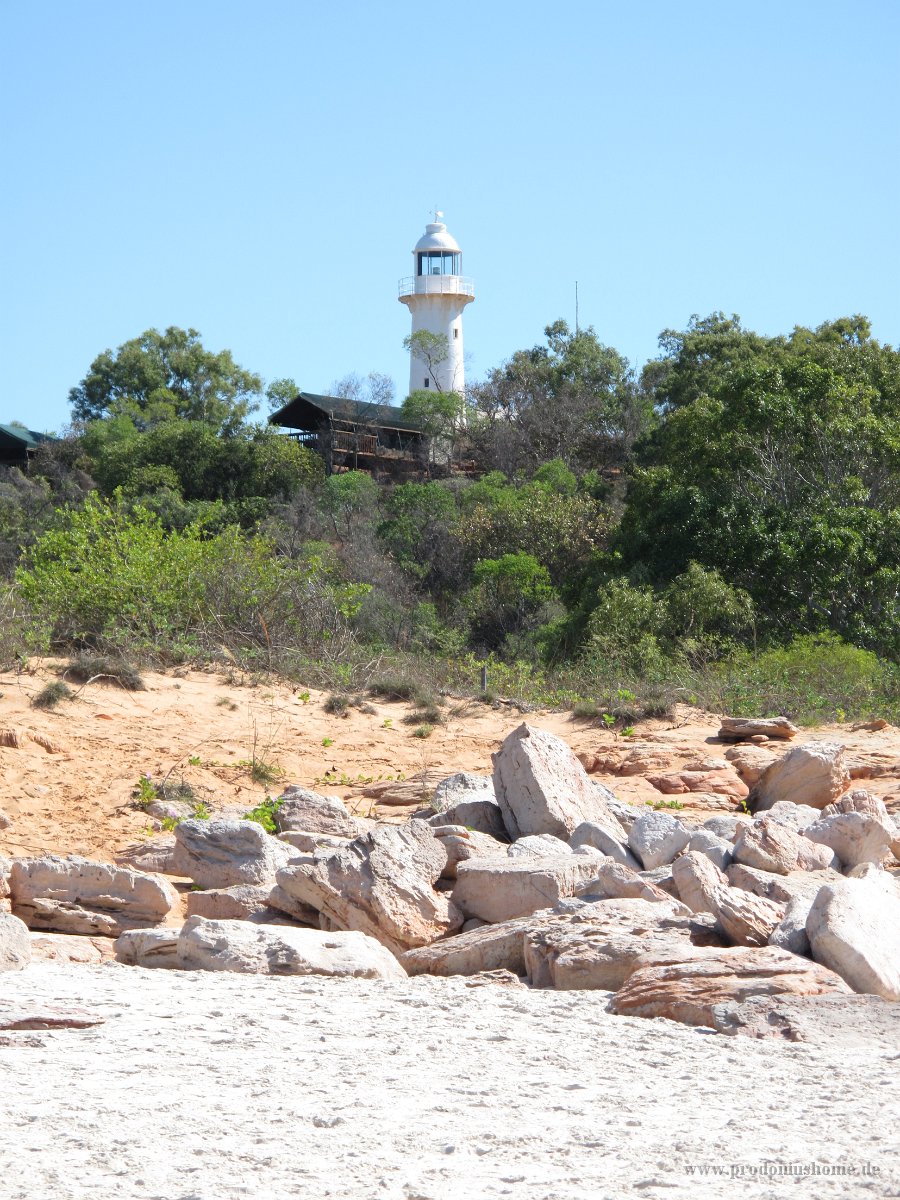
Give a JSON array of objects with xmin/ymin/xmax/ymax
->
[
  {"xmin": 491, "ymin": 724, "xmax": 625, "ymax": 841},
  {"xmin": 576, "ymin": 858, "xmax": 686, "ymax": 908},
  {"xmin": 768, "ymin": 894, "xmax": 814, "ymax": 957},
  {"xmin": 750, "ymin": 741, "xmax": 850, "ymax": 812},
  {"xmin": 274, "ymin": 787, "xmax": 363, "ymax": 838},
  {"xmin": 711, "ymin": 992, "xmax": 900, "ymax": 1046},
  {"xmin": 703, "ymin": 814, "xmax": 750, "ymax": 842},
  {"xmin": 278, "ymin": 831, "xmax": 351, "ymax": 854},
  {"xmin": 115, "ymin": 927, "xmax": 180, "ymax": 969},
  {"xmin": 726, "ymin": 861, "xmax": 843, "ymax": 904},
  {"xmin": 275, "ymin": 820, "xmax": 459, "ymax": 956},
  {"xmin": 822, "ymin": 789, "xmax": 891, "ymax": 820},
  {"xmin": 451, "ymin": 852, "xmax": 603, "ymax": 924},
  {"xmin": 718, "ymin": 716, "xmax": 799, "ymax": 741},
  {"xmin": 29, "ymin": 932, "xmax": 116, "ymax": 964},
  {"xmin": 0, "ymin": 1001, "xmax": 104, "ymax": 1030},
  {"xmin": 401, "ymin": 910, "xmax": 568, "ymax": 977},
  {"xmin": 723, "ymin": 745, "xmax": 778, "ymax": 787},
  {"xmin": 427, "ymin": 773, "xmax": 507, "ymax": 839},
  {"xmin": 763, "ymin": 801, "xmax": 821, "ymax": 833},
  {"xmin": 185, "ymin": 884, "xmax": 274, "ymax": 921},
  {"xmin": 806, "ymin": 866, "xmax": 900, "ymax": 1000},
  {"xmin": 0, "ymin": 856, "xmax": 10, "ymax": 901},
  {"xmin": 431, "ymin": 825, "xmax": 507, "ymax": 879},
  {"xmin": 628, "ymin": 811, "xmax": 691, "ymax": 870},
  {"xmin": 804, "ymin": 811, "xmax": 893, "ymax": 869},
  {"xmin": 507, "ymin": 834, "xmax": 572, "ymax": 859},
  {"xmin": 610, "ymin": 945, "xmax": 851, "ymax": 1027},
  {"xmin": 687, "ymin": 829, "xmax": 732, "ymax": 871},
  {"xmin": 569, "ymin": 822, "xmax": 640, "ymax": 868},
  {"xmin": 524, "ymin": 907, "xmax": 722, "ymax": 990},
  {"xmin": 176, "ymin": 916, "xmax": 406, "ymax": 979},
  {"xmin": 114, "ymin": 836, "xmax": 177, "ymax": 875},
  {"xmin": 0, "ymin": 912, "xmax": 31, "ymax": 971},
  {"xmin": 10, "ymin": 855, "xmax": 179, "ymax": 936},
  {"xmin": 671, "ymin": 852, "xmax": 785, "ymax": 946},
  {"xmin": 732, "ymin": 817, "xmax": 836, "ymax": 875},
  {"xmin": 171, "ymin": 820, "xmax": 294, "ymax": 889},
  {"xmin": 617, "ymin": 746, "xmax": 674, "ymax": 775},
  {"xmin": 264, "ymin": 885, "xmax": 320, "ymax": 927}
]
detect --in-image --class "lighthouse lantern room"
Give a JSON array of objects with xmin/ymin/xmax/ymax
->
[{"xmin": 398, "ymin": 214, "xmax": 474, "ymax": 396}]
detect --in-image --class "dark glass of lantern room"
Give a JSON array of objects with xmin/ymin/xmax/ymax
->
[{"xmin": 417, "ymin": 251, "xmax": 461, "ymax": 276}]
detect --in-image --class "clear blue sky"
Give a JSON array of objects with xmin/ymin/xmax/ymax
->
[{"xmin": 2, "ymin": 0, "xmax": 898, "ymax": 432}]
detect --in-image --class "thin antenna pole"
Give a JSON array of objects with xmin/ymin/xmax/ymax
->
[{"xmin": 575, "ymin": 281, "xmax": 579, "ymax": 333}]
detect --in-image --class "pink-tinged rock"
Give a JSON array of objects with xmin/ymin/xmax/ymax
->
[
  {"xmin": 10, "ymin": 855, "xmax": 179, "ymax": 937},
  {"xmin": 275, "ymin": 820, "xmax": 460, "ymax": 956},
  {"xmin": 718, "ymin": 716, "xmax": 799, "ymax": 741},
  {"xmin": 492, "ymin": 724, "xmax": 626, "ymax": 841},
  {"xmin": 806, "ymin": 865, "xmax": 900, "ymax": 1000},
  {"xmin": 750, "ymin": 741, "xmax": 850, "ymax": 812},
  {"xmin": 610, "ymin": 945, "xmax": 851, "ymax": 1027},
  {"xmin": 732, "ymin": 817, "xmax": 836, "ymax": 875},
  {"xmin": 451, "ymin": 853, "xmax": 604, "ymax": 924}
]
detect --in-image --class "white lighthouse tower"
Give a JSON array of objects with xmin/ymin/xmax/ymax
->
[{"xmin": 398, "ymin": 214, "xmax": 474, "ymax": 396}]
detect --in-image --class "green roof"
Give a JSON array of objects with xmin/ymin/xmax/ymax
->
[
  {"xmin": 0, "ymin": 425, "xmax": 56, "ymax": 448},
  {"xmin": 269, "ymin": 392, "xmax": 424, "ymax": 434}
]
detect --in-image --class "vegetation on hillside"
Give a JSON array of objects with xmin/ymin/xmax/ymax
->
[{"xmin": 7, "ymin": 315, "xmax": 900, "ymax": 724}]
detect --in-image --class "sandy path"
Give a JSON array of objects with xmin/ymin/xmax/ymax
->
[{"xmin": 1, "ymin": 963, "xmax": 896, "ymax": 1199}]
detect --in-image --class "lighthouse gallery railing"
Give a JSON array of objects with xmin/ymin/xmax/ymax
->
[{"xmin": 398, "ymin": 276, "xmax": 475, "ymax": 300}]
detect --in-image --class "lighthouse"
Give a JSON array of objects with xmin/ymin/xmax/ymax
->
[{"xmin": 398, "ymin": 214, "xmax": 474, "ymax": 397}]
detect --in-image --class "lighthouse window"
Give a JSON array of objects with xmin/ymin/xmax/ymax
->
[
  {"xmin": 453, "ymin": 328, "xmax": 459, "ymax": 339},
  {"xmin": 417, "ymin": 251, "xmax": 461, "ymax": 276}
]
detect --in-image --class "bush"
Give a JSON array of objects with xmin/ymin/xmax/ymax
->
[
  {"xmin": 32, "ymin": 681, "xmax": 74, "ymax": 709},
  {"xmin": 63, "ymin": 654, "xmax": 145, "ymax": 690}
]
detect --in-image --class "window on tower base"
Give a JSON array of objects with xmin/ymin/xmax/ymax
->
[{"xmin": 424, "ymin": 379, "xmax": 429, "ymax": 388}]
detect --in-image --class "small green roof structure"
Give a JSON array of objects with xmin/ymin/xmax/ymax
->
[{"xmin": 0, "ymin": 425, "xmax": 57, "ymax": 468}]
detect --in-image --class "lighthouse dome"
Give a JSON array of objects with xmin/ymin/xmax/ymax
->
[{"xmin": 414, "ymin": 220, "xmax": 460, "ymax": 253}]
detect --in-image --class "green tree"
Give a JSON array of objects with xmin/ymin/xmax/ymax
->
[
  {"xmin": 69, "ymin": 327, "xmax": 263, "ymax": 433},
  {"xmin": 403, "ymin": 331, "xmax": 450, "ymax": 391},
  {"xmin": 469, "ymin": 320, "xmax": 649, "ymax": 476}
]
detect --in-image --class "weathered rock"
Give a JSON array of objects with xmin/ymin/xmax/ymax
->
[
  {"xmin": 687, "ymin": 830, "xmax": 732, "ymax": 871},
  {"xmin": 806, "ymin": 866, "xmax": 900, "ymax": 1000},
  {"xmin": 617, "ymin": 746, "xmax": 673, "ymax": 775},
  {"xmin": 638, "ymin": 867, "xmax": 680, "ymax": 898},
  {"xmin": 524, "ymin": 906, "xmax": 722, "ymax": 990},
  {"xmin": 185, "ymin": 884, "xmax": 274, "ymax": 921},
  {"xmin": 671, "ymin": 852, "xmax": 728, "ymax": 914},
  {"xmin": 9, "ymin": 855, "xmax": 179, "ymax": 936},
  {"xmin": 275, "ymin": 820, "xmax": 459, "ymax": 956},
  {"xmin": 763, "ymin": 801, "xmax": 821, "ymax": 833},
  {"xmin": 462, "ymin": 969, "xmax": 527, "ymax": 988},
  {"xmin": 264, "ymin": 885, "xmax": 320, "ymax": 927},
  {"xmin": 273, "ymin": 787, "xmax": 363, "ymax": 838},
  {"xmin": 176, "ymin": 916, "xmax": 406, "ymax": 979},
  {"xmin": 768, "ymin": 894, "xmax": 813, "ymax": 957},
  {"xmin": 718, "ymin": 716, "xmax": 799, "ymax": 741},
  {"xmin": 804, "ymin": 811, "xmax": 893, "ymax": 869},
  {"xmin": 171, "ymin": 820, "xmax": 294, "ymax": 889},
  {"xmin": 402, "ymin": 910, "xmax": 567, "ymax": 977},
  {"xmin": 114, "ymin": 836, "xmax": 177, "ymax": 875},
  {"xmin": 278, "ymin": 831, "xmax": 351, "ymax": 854},
  {"xmin": 711, "ymin": 992, "xmax": 900, "ymax": 1046},
  {"xmin": 431, "ymin": 825, "xmax": 507, "ymax": 879},
  {"xmin": 29, "ymin": 932, "xmax": 116, "ymax": 964},
  {"xmin": 0, "ymin": 856, "xmax": 10, "ymax": 901},
  {"xmin": 822, "ymin": 789, "xmax": 891, "ymax": 820},
  {"xmin": 610, "ymin": 945, "xmax": 851, "ymax": 1027},
  {"xmin": 427, "ymin": 773, "xmax": 507, "ymax": 839},
  {"xmin": 703, "ymin": 814, "xmax": 750, "ymax": 842},
  {"xmin": 628, "ymin": 811, "xmax": 691, "ymax": 870},
  {"xmin": 115, "ymin": 927, "xmax": 180, "ymax": 968},
  {"xmin": 671, "ymin": 852, "xmax": 785, "ymax": 946},
  {"xmin": 749, "ymin": 741, "xmax": 850, "ymax": 812},
  {"xmin": 0, "ymin": 810, "xmax": 11, "ymax": 830},
  {"xmin": 0, "ymin": 912, "xmax": 31, "ymax": 971},
  {"xmin": 451, "ymin": 852, "xmax": 603, "ymax": 924},
  {"xmin": 0, "ymin": 1001, "xmax": 104, "ymax": 1030},
  {"xmin": 604, "ymin": 796, "xmax": 642, "ymax": 835},
  {"xmin": 569, "ymin": 822, "xmax": 641, "ymax": 867},
  {"xmin": 732, "ymin": 817, "xmax": 836, "ymax": 875},
  {"xmin": 726, "ymin": 861, "xmax": 843, "ymax": 904},
  {"xmin": 577, "ymin": 858, "xmax": 686, "ymax": 908},
  {"xmin": 491, "ymin": 724, "xmax": 626, "ymax": 842},
  {"xmin": 508, "ymin": 834, "xmax": 572, "ymax": 859},
  {"xmin": 723, "ymin": 745, "xmax": 778, "ymax": 787}
]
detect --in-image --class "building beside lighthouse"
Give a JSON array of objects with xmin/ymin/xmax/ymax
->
[{"xmin": 398, "ymin": 215, "xmax": 474, "ymax": 396}]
